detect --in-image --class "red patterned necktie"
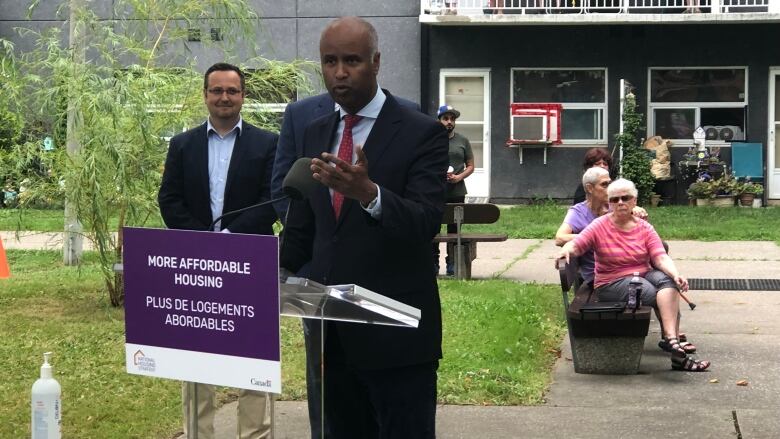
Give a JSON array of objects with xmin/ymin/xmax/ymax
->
[{"xmin": 332, "ymin": 114, "xmax": 362, "ymax": 218}]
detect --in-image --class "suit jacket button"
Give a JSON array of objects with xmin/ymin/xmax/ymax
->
[{"xmin": 332, "ymin": 236, "xmax": 338, "ymax": 243}]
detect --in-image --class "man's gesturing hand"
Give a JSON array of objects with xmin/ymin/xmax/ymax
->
[{"xmin": 311, "ymin": 146, "xmax": 378, "ymax": 205}]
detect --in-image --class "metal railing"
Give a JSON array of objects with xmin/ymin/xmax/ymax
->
[{"xmin": 422, "ymin": 0, "xmax": 775, "ymax": 15}]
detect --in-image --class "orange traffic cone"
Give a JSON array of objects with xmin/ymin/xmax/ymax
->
[{"xmin": 0, "ymin": 237, "xmax": 10, "ymax": 279}]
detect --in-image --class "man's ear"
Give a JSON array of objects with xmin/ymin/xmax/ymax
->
[{"xmin": 372, "ymin": 51, "xmax": 381, "ymax": 75}]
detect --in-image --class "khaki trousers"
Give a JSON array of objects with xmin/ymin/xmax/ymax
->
[{"xmin": 182, "ymin": 382, "xmax": 272, "ymax": 439}]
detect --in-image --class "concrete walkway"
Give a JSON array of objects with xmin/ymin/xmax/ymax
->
[
  {"xmin": 206, "ymin": 239, "xmax": 780, "ymax": 438},
  {"xmin": 7, "ymin": 233, "xmax": 779, "ymax": 438}
]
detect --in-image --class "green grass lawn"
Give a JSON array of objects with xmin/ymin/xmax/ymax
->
[
  {"xmin": 6, "ymin": 205, "xmax": 780, "ymax": 242},
  {"xmin": 456, "ymin": 204, "xmax": 780, "ymax": 242},
  {"xmin": 0, "ymin": 250, "xmax": 564, "ymax": 438}
]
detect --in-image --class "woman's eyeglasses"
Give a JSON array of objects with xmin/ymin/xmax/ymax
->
[{"xmin": 609, "ymin": 195, "xmax": 635, "ymax": 203}]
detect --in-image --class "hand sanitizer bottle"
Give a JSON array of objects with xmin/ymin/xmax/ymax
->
[{"xmin": 31, "ymin": 352, "xmax": 61, "ymax": 439}]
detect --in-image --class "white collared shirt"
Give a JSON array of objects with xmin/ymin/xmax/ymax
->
[
  {"xmin": 206, "ymin": 117, "xmax": 242, "ymax": 231},
  {"xmin": 330, "ymin": 88, "xmax": 385, "ymax": 218}
]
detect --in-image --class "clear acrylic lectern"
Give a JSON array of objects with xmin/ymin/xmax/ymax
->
[
  {"xmin": 280, "ymin": 277, "xmax": 421, "ymax": 439},
  {"xmin": 280, "ymin": 277, "xmax": 421, "ymax": 327}
]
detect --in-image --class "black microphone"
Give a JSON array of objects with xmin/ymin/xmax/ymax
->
[{"xmin": 209, "ymin": 157, "xmax": 317, "ymax": 231}]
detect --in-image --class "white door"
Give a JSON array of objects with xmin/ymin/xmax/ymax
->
[
  {"xmin": 769, "ymin": 69, "xmax": 780, "ymax": 199},
  {"xmin": 439, "ymin": 69, "xmax": 491, "ymax": 201}
]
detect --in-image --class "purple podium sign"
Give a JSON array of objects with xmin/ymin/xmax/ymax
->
[{"xmin": 123, "ymin": 227, "xmax": 281, "ymax": 393}]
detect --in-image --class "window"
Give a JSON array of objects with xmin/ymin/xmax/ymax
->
[
  {"xmin": 648, "ymin": 68, "xmax": 747, "ymax": 143},
  {"xmin": 511, "ymin": 68, "xmax": 607, "ymax": 143}
]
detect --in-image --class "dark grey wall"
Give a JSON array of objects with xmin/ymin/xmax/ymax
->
[
  {"xmin": 0, "ymin": 0, "xmax": 422, "ymax": 102},
  {"xmin": 424, "ymin": 23, "xmax": 780, "ymax": 202}
]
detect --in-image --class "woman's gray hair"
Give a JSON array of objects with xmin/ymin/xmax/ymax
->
[
  {"xmin": 607, "ymin": 178, "xmax": 638, "ymax": 198},
  {"xmin": 582, "ymin": 166, "xmax": 610, "ymax": 188}
]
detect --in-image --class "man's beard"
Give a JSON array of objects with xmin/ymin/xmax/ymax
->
[{"xmin": 446, "ymin": 125, "xmax": 454, "ymax": 133}]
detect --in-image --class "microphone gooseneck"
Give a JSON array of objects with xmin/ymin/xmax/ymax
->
[{"xmin": 209, "ymin": 157, "xmax": 318, "ymax": 231}]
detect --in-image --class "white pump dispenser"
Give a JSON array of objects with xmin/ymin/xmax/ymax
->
[{"xmin": 31, "ymin": 352, "xmax": 61, "ymax": 439}]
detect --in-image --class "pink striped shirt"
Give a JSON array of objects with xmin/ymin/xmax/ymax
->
[{"xmin": 572, "ymin": 215, "xmax": 666, "ymax": 288}]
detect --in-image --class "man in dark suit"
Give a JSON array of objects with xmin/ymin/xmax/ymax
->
[
  {"xmin": 271, "ymin": 88, "xmax": 421, "ymax": 439},
  {"xmin": 280, "ymin": 17, "xmax": 448, "ymax": 438},
  {"xmin": 271, "ymin": 93, "xmax": 420, "ymax": 220},
  {"xmin": 158, "ymin": 62, "xmax": 276, "ymax": 439}
]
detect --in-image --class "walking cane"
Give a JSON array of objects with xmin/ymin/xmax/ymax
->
[{"xmin": 679, "ymin": 290, "xmax": 696, "ymax": 310}]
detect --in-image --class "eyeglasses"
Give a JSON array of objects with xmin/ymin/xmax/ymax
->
[
  {"xmin": 609, "ymin": 195, "xmax": 635, "ymax": 203},
  {"xmin": 598, "ymin": 181, "xmax": 611, "ymax": 188},
  {"xmin": 207, "ymin": 88, "xmax": 243, "ymax": 96}
]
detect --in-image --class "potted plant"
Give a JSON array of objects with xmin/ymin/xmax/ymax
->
[
  {"xmin": 649, "ymin": 192, "xmax": 661, "ymax": 207},
  {"xmin": 736, "ymin": 180, "xmax": 764, "ymax": 207},
  {"xmin": 709, "ymin": 173, "xmax": 738, "ymax": 207},
  {"xmin": 687, "ymin": 180, "xmax": 715, "ymax": 206},
  {"xmin": 687, "ymin": 174, "xmax": 737, "ymax": 207}
]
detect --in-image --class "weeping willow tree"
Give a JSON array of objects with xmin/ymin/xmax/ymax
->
[{"xmin": 2, "ymin": 0, "xmax": 314, "ymax": 306}]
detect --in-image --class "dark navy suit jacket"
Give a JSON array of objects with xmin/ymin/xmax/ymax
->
[
  {"xmin": 158, "ymin": 122, "xmax": 278, "ymax": 235},
  {"xmin": 280, "ymin": 92, "xmax": 448, "ymax": 370},
  {"xmin": 271, "ymin": 93, "xmax": 421, "ymax": 220}
]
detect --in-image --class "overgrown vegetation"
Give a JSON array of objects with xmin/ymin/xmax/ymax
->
[
  {"xmin": 0, "ymin": 1, "xmax": 313, "ymax": 306},
  {"xmin": 615, "ymin": 92, "xmax": 655, "ymax": 205},
  {"xmin": 0, "ymin": 250, "xmax": 564, "ymax": 437}
]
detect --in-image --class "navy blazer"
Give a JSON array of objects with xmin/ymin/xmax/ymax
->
[
  {"xmin": 281, "ymin": 92, "xmax": 449, "ymax": 370},
  {"xmin": 271, "ymin": 93, "xmax": 421, "ymax": 220},
  {"xmin": 158, "ymin": 122, "xmax": 278, "ymax": 235}
]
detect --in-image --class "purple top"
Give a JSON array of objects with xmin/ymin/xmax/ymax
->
[{"xmin": 563, "ymin": 201, "xmax": 597, "ymax": 282}]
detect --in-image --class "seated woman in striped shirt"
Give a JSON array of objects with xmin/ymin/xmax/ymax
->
[{"xmin": 556, "ymin": 178, "xmax": 710, "ymax": 372}]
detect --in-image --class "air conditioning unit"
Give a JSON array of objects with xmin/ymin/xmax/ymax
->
[
  {"xmin": 701, "ymin": 125, "xmax": 744, "ymax": 142},
  {"xmin": 512, "ymin": 115, "xmax": 546, "ymax": 142},
  {"xmin": 508, "ymin": 103, "xmax": 562, "ymax": 145}
]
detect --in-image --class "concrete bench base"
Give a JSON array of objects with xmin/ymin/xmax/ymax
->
[{"xmin": 571, "ymin": 336, "xmax": 645, "ymax": 375}]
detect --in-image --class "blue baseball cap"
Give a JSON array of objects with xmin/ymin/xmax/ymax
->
[{"xmin": 437, "ymin": 105, "xmax": 460, "ymax": 119}]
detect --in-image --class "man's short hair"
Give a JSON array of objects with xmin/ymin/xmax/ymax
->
[
  {"xmin": 204, "ymin": 62, "xmax": 245, "ymax": 91},
  {"xmin": 323, "ymin": 17, "xmax": 379, "ymax": 58}
]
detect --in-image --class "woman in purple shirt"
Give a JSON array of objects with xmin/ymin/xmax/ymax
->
[{"xmin": 556, "ymin": 167, "xmax": 699, "ymax": 357}]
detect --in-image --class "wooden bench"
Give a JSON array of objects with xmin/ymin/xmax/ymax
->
[
  {"xmin": 558, "ymin": 258, "xmax": 652, "ymax": 374},
  {"xmin": 433, "ymin": 203, "xmax": 508, "ymax": 280}
]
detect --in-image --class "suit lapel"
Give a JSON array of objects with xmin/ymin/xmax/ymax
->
[
  {"xmin": 362, "ymin": 92, "xmax": 402, "ymax": 165},
  {"xmin": 194, "ymin": 124, "xmax": 211, "ymax": 210},
  {"xmin": 338, "ymin": 94, "xmax": 402, "ymax": 222},
  {"xmin": 223, "ymin": 124, "xmax": 248, "ymax": 203},
  {"xmin": 307, "ymin": 112, "xmax": 340, "ymax": 226}
]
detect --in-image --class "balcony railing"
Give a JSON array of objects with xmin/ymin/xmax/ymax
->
[{"xmin": 421, "ymin": 0, "xmax": 778, "ymax": 17}]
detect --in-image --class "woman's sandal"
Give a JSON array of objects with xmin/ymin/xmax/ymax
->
[
  {"xmin": 672, "ymin": 355, "xmax": 711, "ymax": 372},
  {"xmin": 659, "ymin": 337, "xmax": 697, "ymax": 354},
  {"xmin": 663, "ymin": 337, "xmax": 688, "ymax": 357}
]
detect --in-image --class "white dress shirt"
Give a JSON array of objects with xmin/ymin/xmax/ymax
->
[
  {"xmin": 206, "ymin": 117, "xmax": 242, "ymax": 231},
  {"xmin": 331, "ymin": 88, "xmax": 385, "ymax": 219}
]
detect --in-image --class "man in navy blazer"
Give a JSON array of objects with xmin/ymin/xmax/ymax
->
[
  {"xmin": 281, "ymin": 17, "xmax": 448, "ymax": 438},
  {"xmin": 271, "ymin": 93, "xmax": 420, "ymax": 220},
  {"xmin": 271, "ymin": 54, "xmax": 421, "ymax": 439},
  {"xmin": 158, "ymin": 62, "xmax": 276, "ymax": 439}
]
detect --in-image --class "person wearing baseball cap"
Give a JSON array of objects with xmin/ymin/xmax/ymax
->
[{"xmin": 434, "ymin": 104, "xmax": 474, "ymax": 276}]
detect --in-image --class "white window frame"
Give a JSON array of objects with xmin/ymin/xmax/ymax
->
[
  {"xmin": 647, "ymin": 66, "xmax": 748, "ymax": 146},
  {"xmin": 510, "ymin": 67, "xmax": 608, "ymax": 145},
  {"xmin": 439, "ymin": 68, "xmax": 491, "ymax": 199}
]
